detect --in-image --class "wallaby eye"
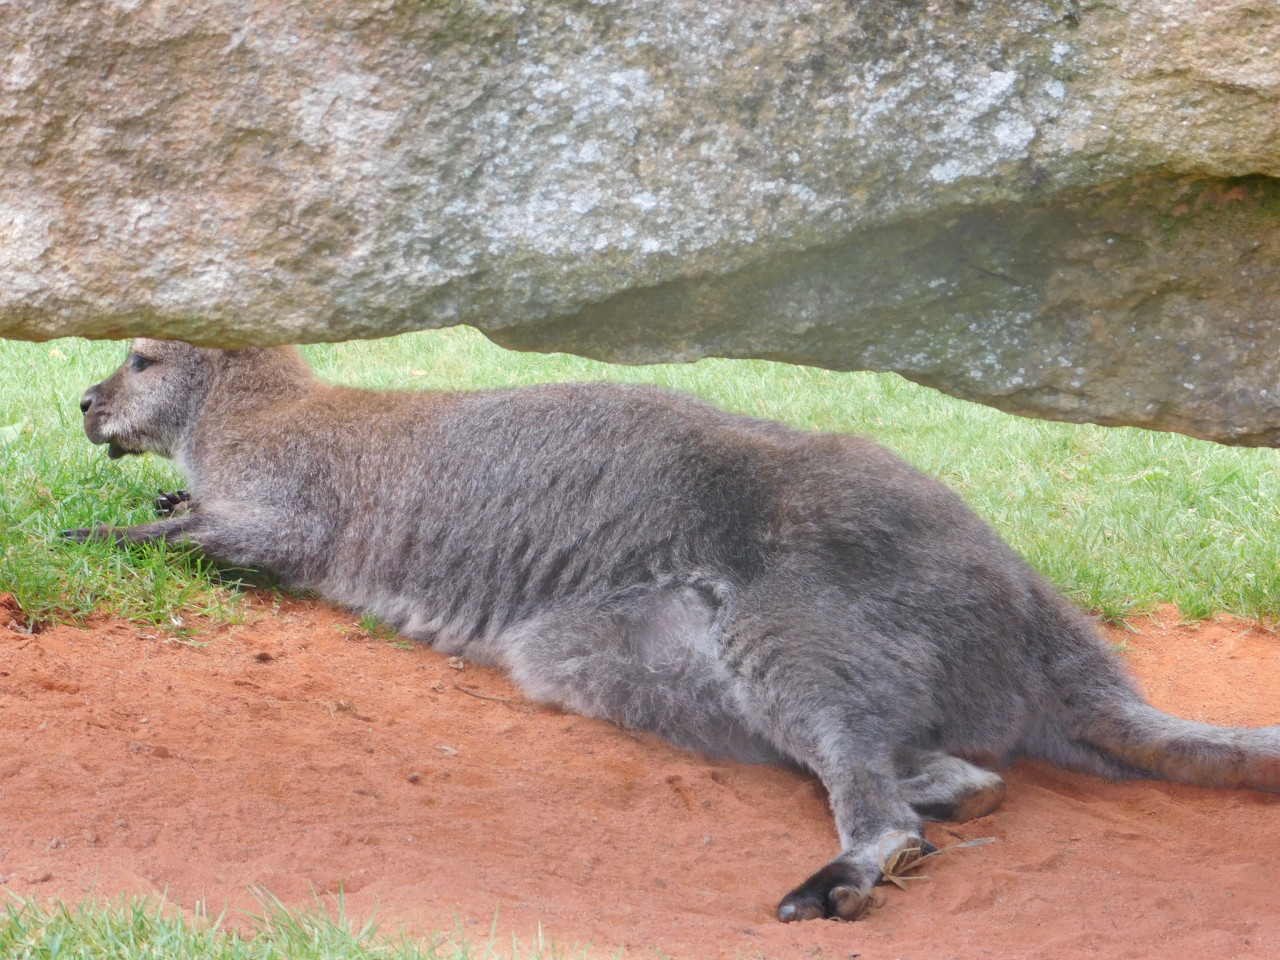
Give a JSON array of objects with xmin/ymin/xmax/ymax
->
[{"xmin": 128, "ymin": 353, "xmax": 154, "ymax": 373}]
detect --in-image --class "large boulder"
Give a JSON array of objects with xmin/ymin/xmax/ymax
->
[{"xmin": 1, "ymin": 0, "xmax": 1278, "ymax": 444}]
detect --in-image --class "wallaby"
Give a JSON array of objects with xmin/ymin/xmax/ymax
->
[{"xmin": 68, "ymin": 339, "xmax": 1280, "ymax": 922}]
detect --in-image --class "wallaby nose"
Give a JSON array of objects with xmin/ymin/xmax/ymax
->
[{"xmin": 80, "ymin": 386, "xmax": 98, "ymax": 414}]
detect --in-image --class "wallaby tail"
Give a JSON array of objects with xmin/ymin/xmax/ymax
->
[{"xmin": 1084, "ymin": 700, "xmax": 1280, "ymax": 792}]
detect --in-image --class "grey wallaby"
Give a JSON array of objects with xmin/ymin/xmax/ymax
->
[{"xmin": 68, "ymin": 339, "xmax": 1280, "ymax": 922}]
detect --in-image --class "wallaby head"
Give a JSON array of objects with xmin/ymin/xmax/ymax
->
[
  {"xmin": 80, "ymin": 339, "xmax": 311, "ymax": 461},
  {"xmin": 80, "ymin": 339, "xmax": 213, "ymax": 460}
]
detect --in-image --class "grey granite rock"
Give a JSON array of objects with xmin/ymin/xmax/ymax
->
[{"xmin": 1, "ymin": 0, "xmax": 1278, "ymax": 443}]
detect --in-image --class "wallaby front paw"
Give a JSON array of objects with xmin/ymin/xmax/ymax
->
[{"xmin": 155, "ymin": 489, "xmax": 192, "ymax": 518}]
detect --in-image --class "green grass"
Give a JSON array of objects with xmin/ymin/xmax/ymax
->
[
  {"xmin": 2, "ymin": 327, "xmax": 1278, "ymax": 625},
  {"xmin": 0, "ymin": 894, "xmax": 592, "ymax": 960}
]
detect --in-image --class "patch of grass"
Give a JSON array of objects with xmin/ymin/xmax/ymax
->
[
  {"xmin": 2, "ymin": 328, "xmax": 1278, "ymax": 625},
  {"xmin": 356, "ymin": 612, "xmax": 412, "ymax": 647},
  {"xmin": 0, "ymin": 894, "xmax": 597, "ymax": 960}
]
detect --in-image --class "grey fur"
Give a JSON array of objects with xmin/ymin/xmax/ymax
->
[{"xmin": 70, "ymin": 339, "xmax": 1280, "ymax": 922}]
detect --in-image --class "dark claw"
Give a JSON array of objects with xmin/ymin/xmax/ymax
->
[
  {"xmin": 61, "ymin": 525, "xmax": 98, "ymax": 542},
  {"xmin": 155, "ymin": 489, "xmax": 192, "ymax": 518}
]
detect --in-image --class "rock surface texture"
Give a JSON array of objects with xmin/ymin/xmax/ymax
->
[{"xmin": 2, "ymin": 0, "xmax": 1278, "ymax": 444}]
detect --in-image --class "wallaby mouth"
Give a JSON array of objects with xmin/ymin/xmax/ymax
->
[{"xmin": 82, "ymin": 416, "xmax": 131, "ymax": 459}]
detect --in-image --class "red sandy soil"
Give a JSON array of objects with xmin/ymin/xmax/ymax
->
[{"xmin": 1, "ymin": 591, "xmax": 1277, "ymax": 959}]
